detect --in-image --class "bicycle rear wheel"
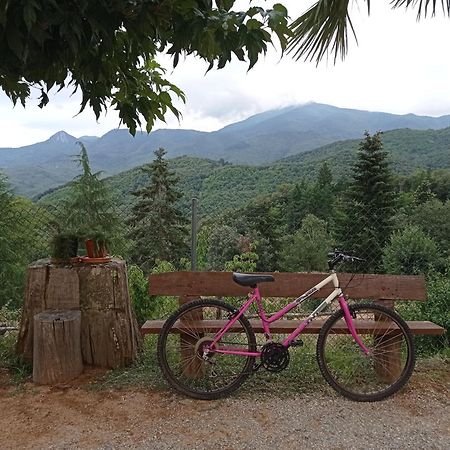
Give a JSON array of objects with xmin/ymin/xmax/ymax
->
[
  {"xmin": 316, "ymin": 303, "xmax": 415, "ymax": 402},
  {"xmin": 157, "ymin": 299, "xmax": 256, "ymax": 400}
]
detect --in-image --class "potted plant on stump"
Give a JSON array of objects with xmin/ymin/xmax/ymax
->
[
  {"xmin": 50, "ymin": 233, "xmax": 79, "ymax": 263},
  {"xmin": 84, "ymin": 231, "xmax": 110, "ymax": 261},
  {"xmin": 58, "ymin": 142, "xmax": 120, "ymax": 263},
  {"xmin": 48, "ymin": 217, "xmax": 80, "ymax": 263}
]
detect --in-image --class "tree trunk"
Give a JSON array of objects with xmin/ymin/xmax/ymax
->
[
  {"xmin": 17, "ymin": 258, "xmax": 142, "ymax": 369},
  {"xmin": 33, "ymin": 310, "xmax": 83, "ymax": 384}
]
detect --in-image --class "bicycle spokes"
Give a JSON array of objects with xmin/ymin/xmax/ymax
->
[{"xmin": 317, "ymin": 304, "xmax": 415, "ymax": 401}]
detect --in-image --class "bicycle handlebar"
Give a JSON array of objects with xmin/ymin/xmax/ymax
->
[{"xmin": 327, "ymin": 250, "xmax": 365, "ymax": 270}]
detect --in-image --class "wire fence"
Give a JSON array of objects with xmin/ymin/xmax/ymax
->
[{"xmin": 1, "ymin": 191, "xmax": 448, "ymax": 357}]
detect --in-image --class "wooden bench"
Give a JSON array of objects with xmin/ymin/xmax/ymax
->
[
  {"xmin": 141, "ymin": 271, "xmax": 445, "ymax": 381},
  {"xmin": 142, "ymin": 271, "xmax": 445, "ymax": 337}
]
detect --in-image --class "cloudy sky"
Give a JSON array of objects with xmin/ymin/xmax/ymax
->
[{"xmin": 1, "ymin": 1, "xmax": 450, "ymax": 147}]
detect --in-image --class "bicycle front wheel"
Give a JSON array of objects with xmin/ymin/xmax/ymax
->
[
  {"xmin": 317, "ymin": 303, "xmax": 415, "ymax": 402},
  {"xmin": 157, "ymin": 299, "xmax": 257, "ymax": 400}
]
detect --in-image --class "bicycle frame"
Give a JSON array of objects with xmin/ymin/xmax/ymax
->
[{"xmin": 208, "ymin": 272, "xmax": 370, "ymax": 357}]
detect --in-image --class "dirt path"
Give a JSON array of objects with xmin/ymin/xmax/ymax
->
[{"xmin": 1, "ymin": 369, "xmax": 449, "ymax": 450}]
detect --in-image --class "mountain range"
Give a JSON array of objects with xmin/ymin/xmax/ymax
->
[
  {"xmin": 2, "ymin": 102, "xmax": 450, "ymax": 197},
  {"xmin": 38, "ymin": 126, "xmax": 450, "ymax": 218}
]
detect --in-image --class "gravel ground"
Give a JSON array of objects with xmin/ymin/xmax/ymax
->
[
  {"xmin": 1, "ymin": 369, "xmax": 449, "ymax": 450},
  {"xmin": 120, "ymin": 389, "xmax": 450, "ymax": 450}
]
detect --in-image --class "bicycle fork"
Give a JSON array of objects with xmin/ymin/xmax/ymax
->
[{"xmin": 339, "ymin": 295, "xmax": 371, "ymax": 355}]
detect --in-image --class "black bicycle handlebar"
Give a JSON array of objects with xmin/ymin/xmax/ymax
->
[{"xmin": 327, "ymin": 250, "xmax": 365, "ymax": 270}]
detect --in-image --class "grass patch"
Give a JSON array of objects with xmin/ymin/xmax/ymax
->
[
  {"xmin": 93, "ymin": 333, "xmax": 449, "ymax": 400},
  {"xmin": 91, "ymin": 335, "xmax": 166, "ymax": 390},
  {"xmin": 0, "ymin": 332, "xmax": 32, "ymax": 385},
  {"xmin": 241, "ymin": 335, "xmax": 327, "ymax": 398},
  {"xmin": 93, "ymin": 334, "xmax": 327, "ymax": 397}
]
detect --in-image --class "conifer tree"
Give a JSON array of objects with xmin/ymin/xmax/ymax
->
[
  {"xmin": 127, "ymin": 148, "xmax": 188, "ymax": 270},
  {"xmin": 285, "ymin": 165, "xmax": 335, "ymax": 234},
  {"xmin": 413, "ymin": 179, "xmax": 436, "ymax": 205},
  {"xmin": 285, "ymin": 182, "xmax": 306, "ymax": 233},
  {"xmin": 339, "ymin": 132, "xmax": 396, "ymax": 271},
  {"xmin": 61, "ymin": 143, "xmax": 118, "ymax": 242},
  {"xmin": 316, "ymin": 161, "xmax": 333, "ymax": 188}
]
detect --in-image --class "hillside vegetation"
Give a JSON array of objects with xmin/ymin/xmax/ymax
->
[{"xmin": 38, "ymin": 127, "xmax": 450, "ymax": 216}]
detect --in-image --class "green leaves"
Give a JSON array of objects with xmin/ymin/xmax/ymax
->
[
  {"xmin": 2, "ymin": 0, "xmax": 450, "ymax": 131},
  {"xmin": 0, "ymin": 0, "xmax": 289, "ymax": 135}
]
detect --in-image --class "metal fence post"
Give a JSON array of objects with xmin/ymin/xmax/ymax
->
[{"xmin": 191, "ymin": 198, "xmax": 198, "ymax": 271}]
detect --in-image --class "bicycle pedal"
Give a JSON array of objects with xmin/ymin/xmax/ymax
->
[
  {"xmin": 290, "ymin": 339, "xmax": 304, "ymax": 348},
  {"xmin": 252, "ymin": 362, "xmax": 262, "ymax": 372}
]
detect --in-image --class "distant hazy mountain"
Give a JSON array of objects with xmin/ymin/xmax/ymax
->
[{"xmin": 2, "ymin": 102, "xmax": 450, "ymax": 197}]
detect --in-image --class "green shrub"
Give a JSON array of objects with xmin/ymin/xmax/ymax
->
[
  {"xmin": 0, "ymin": 304, "xmax": 31, "ymax": 382},
  {"xmin": 400, "ymin": 269, "xmax": 450, "ymax": 355},
  {"xmin": 225, "ymin": 251, "xmax": 259, "ymax": 273},
  {"xmin": 383, "ymin": 225, "xmax": 440, "ymax": 275},
  {"xmin": 281, "ymin": 214, "xmax": 333, "ymax": 272},
  {"xmin": 148, "ymin": 260, "xmax": 179, "ymax": 319},
  {"xmin": 128, "ymin": 265, "xmax": 151, "ymax": 326}
]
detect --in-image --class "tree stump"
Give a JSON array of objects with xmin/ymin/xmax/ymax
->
[
  {"xmin": 33, "ymin": 310, "xmax": 83, "ymax": 384},
  {"xmin": 17, "ymin": 258, "xmax": 142, "ymax": 369}
]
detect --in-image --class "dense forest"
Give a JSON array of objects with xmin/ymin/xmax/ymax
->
[
  {"xmin": 36, "ymin": 127, "xmax": 450, "ymax": 218},
  {"xmin": 1, "ymin": 133, "xmax": 449, "ymax": 353}
]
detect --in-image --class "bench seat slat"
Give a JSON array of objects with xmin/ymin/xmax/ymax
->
[{"xmin": 141, "ymin": 319, "xmax": 445, "ymax": 336}]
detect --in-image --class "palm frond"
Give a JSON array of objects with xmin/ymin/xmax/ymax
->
[
  {"xmin": 287, "ymin": 0, "xmax": 366, "ymax": 64},
  {"xmin": 391, "ymin": 0, "xmax": 450, "ymax": 18},
  {"xmin": 287, "ymin": 0, "xmax": 449, "ymax": 64}
]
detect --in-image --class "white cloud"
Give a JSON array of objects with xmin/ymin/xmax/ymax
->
[{"xmin": 1, "ymin": 1, "xmax": 450, "ymax": 147}]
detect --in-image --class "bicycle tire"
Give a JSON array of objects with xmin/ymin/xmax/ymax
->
[
  {"xmin": 157, "ymin": 298, "xmax": 257, "ymax": 400},
  {"xmin": 316, "ymin": 303, "xmax": 415, "ymax": 402}
]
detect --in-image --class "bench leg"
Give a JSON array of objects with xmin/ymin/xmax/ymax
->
[
  {"xmin": 179, "ymin": 296, "xmax": 205, "ymax": 379},
  {"xmin": 373, "ymin": 331, "xmax": 403, "ymax": 383},
  {"xmin": 373, "ymin": 301, "xmax": 402, "ymax": 383}
]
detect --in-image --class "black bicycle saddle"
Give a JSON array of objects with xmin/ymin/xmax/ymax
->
[{"xmin": 232, "ymin": 272, "xmax": 275, "ymax": 287}]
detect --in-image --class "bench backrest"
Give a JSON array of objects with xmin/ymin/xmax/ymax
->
[{"xmin": 148, "ymin": 271, "xmax": 426, "ymax": 301}]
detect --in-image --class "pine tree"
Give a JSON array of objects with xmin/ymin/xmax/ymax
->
[
  {"xmin": 285, "ymin": 166, "xmax": 336, "ymax": 235},
  {"xmin": 285, "ymin": 182, "xmax": 306, "ymax": 233},
  {"xmin": 316, "ymin": 161, "xmax": 333, "ymax": 187},
  {"xmin": 339, "ymin": 132, "xmax": 396, "ymax": 271},
  {"xmin": 127, "ymin": 148, "xmax": 188, "ymax": 270}
]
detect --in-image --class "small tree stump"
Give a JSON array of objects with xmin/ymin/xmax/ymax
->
[{"xmin": 33, "ymin": 310, "xmax": 83, "ymax": 385}]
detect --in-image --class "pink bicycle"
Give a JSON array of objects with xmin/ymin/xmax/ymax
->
[{"xmin": 157, "ymin": 251, "xmax": 415, "ymax": 401}]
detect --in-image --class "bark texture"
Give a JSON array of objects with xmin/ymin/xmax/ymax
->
[
  {"xmin": 33, "ymin": 310, "xmax": 83, "ymax": 384},
  {"xmin": 17, "ymin": 259, "xmax": 142, "ymax": 369}
]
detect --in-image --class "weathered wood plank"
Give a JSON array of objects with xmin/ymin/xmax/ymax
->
[
  {"xmin": 148, "ymin": 272, "xmax": 427, "ymax": 301},
  {"xmin": 141, "ymin": 319, "xmax": 445, "ymax": 335}
]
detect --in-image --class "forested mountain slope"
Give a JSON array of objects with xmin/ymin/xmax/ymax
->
[{"xmin": 38, "ymin": 127, "xmax": 450, "ymax": 217}]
